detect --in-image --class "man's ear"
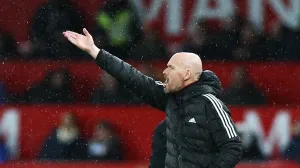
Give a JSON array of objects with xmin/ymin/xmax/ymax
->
[{"xmin": 183, "ymin": 70, "xmax": 191, "ymax": 81}]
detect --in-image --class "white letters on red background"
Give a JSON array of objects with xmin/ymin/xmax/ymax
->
[
  {"xmin": 268, "ymin": 0, "xmax": 300, "ymax": 28},
  {"xmin": 0, "ymin": 108, "xmax": 20, "ymax": 159},
  {"xmin": 236, "ymin": 110, "xmax": 290, "ymax": 157},
  {"xmin": 0, "ymin": 106, "xmax": 296, "ymax": 159},
  {"xmin": 248, "ymin": 0, "xmax": 264, "ymax": 29},
  {"xmin": 188, "ymin": 0, "xmax": 234, "ymax": 33},
  {"xmin": 130, "ymin": 0, "xmax": 300, "ymax": 42},
  {"xmin": 130, "ymin": 0, "xmax": 183, "ymax": 34}
]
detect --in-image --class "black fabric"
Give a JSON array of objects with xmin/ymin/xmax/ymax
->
[
  {"xmin": 30, "ymin": 0, "xmax": 85, "ymax": 59},
  {"xmin": 38, "ymin": 128, "xmax": 87, "ymax": 161},
  {"xmin": 95, "ymin": 50, "xmax": 243, "ymax": 168},
  {"xmin": 149, "ymin": 120, "xmax": 167, "ymax": 168}
]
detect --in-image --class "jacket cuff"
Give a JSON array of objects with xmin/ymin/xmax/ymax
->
[
  {"xmin": 94, "ymin": 48, "xmax": 111, "ymax": 67},
  {"xmin": 94, "ymin": 48, "xmax": 103, "ymax": 62}
]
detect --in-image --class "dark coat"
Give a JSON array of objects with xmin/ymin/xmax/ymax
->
[
  {"xmin": 95, "ymin": 49, "xmax": 243, "ymax": 168},
  {"xmin": 38, "ymin": 128, "xmax": 87, "ymax": 161},
  {"xmin": 149, "ymin": 120, "xmax": 167, "ymax": 168}
]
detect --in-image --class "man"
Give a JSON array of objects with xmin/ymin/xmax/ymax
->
[{"xmin": 63, "ymin": 28, "xmax": 243, "ymax": 168}]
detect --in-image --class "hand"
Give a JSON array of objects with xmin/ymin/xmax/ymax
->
[{"xmin": 63, "ymin": 28, "xmax": 100, "ymax": 59}]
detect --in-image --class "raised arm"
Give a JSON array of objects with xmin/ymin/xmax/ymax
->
[{"xmin": 63, "ymin": 28, "xmax": 167, "ymax": 111}]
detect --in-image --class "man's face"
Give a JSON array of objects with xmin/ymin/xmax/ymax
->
[
  {"xmin": 163, "ymin": 56, "xmax": 185, "ymax": 93},
  {"xmin": 294, "ymin": 122, "xmax": 300, "ymax": 136},
  {"xmin": 232, "ymin": 67, "xmax": 247, "ymax": 87},
  {"xmin": 94, "ymin": 127, "xmax": 110, "ymax": 141},
  {"xmin": 50, "ymin": 72, "xmax": 64, "ymax": 89},
  {"xmin": 60, "ymin": 112, "xmax": 76, "ymax": 128}
]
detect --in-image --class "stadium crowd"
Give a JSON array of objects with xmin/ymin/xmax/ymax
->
[{"xmin": 1, "ymin": 0, "xmax": 300, "ymax": 61}]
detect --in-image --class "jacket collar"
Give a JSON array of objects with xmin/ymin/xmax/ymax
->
[{"xmin": 172, "ymin": 70, "xmax": 223, "ymax": 103}]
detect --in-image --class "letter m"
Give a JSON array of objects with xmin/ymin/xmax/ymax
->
[{"xmin": 236, "ymin": 110, "xmax": 291, "ymax": 157}]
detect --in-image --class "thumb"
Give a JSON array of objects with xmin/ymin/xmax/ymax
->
[{"xmin": 83, "ymin": 28, "xmax": 91, "ymax": 37}]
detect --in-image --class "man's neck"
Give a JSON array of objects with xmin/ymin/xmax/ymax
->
[{"xmin": 183, "ymin": 80, "xmax": 197, "ymax": 88}]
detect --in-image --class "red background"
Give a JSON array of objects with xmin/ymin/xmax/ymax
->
[
  {"xmin": 0, "ymin": 161, "xmax": 298, "ymax": 168},
  {"xmin": 0, "ymin": 105, "xmax": 299, "ymax": 160},
  {"xmin": 1, "ymin": 61, "xmax": 299, "ymax": 105}
]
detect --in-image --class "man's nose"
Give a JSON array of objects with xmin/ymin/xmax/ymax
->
[{"xmin": 163, "ymin": 69, "xmax": 167, "ymax": 77}]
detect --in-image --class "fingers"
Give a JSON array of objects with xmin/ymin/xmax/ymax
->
[
  {"xmin": 63, "ymin": 32, "xmax": 78, "ymax": 45},
  {"xmin": 68, "ymin": 37, "xmax": 78, "ymax": 47},
  {"xmin": 64, "ymin": 31, "xmax": 81, "ymax": 38},
  {"xmin": 66, "ymin": 36, "xmax": 78, "ymax": 46},
  {"xmin": 64, "ymin": 31, "xmax": 77, "ymax": 39},
  {"xmin": 83, "ymin": 28, "xmax": 91, "ymax": 37},
  {"xmin": 63, "ymin": 29, "xmax": 90, "ymax": 38}
]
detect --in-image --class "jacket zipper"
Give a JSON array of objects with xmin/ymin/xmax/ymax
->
[{"xmin": 177, "ymin": 110, "xmax": 183, "ymax": 168}]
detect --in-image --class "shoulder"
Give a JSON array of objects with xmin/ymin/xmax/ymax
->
[
  {"xmin": 183, "ymin": 95, "xmax": 209, "ymax": 116},
  {"xmin": 186, "ymin": 93, "xmax": 220, "ymax": 107},
  {"xmin": 202, "ymin": 93, "xmax": 224, "ymax": 107},
  {"xmin": 202, "ymin": 93, "xmax": 231, "ymax": 117},
  {"xmin": 184, "ymin": 94, "xmax": 228, "ymax": 116}
]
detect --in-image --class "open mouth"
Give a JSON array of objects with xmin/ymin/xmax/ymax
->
[{"xmin": 164, "ymin": 79, "xmax": 169, "ymax": 87}]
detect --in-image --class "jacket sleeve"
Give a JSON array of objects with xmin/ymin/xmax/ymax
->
[
  {"xmin": 203, "ymin": 95, "xmax": 243, "ymax": 168},
  {"xmin": 94, "ymin": 49, "xmax": 167, "ymax": 111}
]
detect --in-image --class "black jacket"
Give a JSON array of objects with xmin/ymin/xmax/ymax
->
[
  {"xmin": 149, "ymin": 120, "xmax": 167, "ymax": 168},
  {"xmin": 38, "ymin": 128, "xmax": 87, "ymax": 161},
  {"xmin": 95, "ymin": 49, "xmax": 243, "ymax": 168}
]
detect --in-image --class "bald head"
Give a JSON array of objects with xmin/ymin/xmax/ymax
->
[
  {"xmin": 171, "ymin": 52, "xmax": 203, "ymax": 79},
  {"xmin": 163, "ymin": 52, "xmax": 203, "ymax": 93}
]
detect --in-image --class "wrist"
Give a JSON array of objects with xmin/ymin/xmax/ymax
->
[{"xmin": 88, "ymin": 45, "xmax": 100, "ymax": 59}]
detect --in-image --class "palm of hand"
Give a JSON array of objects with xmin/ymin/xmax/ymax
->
[
  {"xmin": 63, "ymin": 28, "xmax": 94, "ymax": 52},
  {"xmin": 76, "ymin": 34, "xmax": 92, "ymax": 51}
]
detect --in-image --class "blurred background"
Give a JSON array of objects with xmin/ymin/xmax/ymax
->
[{"xmin": 0, "ymin": 0, "xmax": 300, "ymax": 167}]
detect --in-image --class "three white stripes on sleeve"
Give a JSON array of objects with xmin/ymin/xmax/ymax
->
[{"xmin": 203, "ymin": 94, "xmax": 237, "ymax": 139}]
